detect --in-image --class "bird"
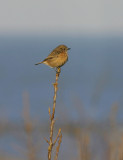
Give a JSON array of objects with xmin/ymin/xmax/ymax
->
[{"xmin": 35, "ymin": 45, "xmax": 70, "ymax": 72}]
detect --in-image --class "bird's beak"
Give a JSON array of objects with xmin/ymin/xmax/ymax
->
[{"xmin": 67, "ymin": 48, "xmax": 71, "ymax": 50}]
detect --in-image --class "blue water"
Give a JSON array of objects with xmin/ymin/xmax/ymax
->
[{"xmin": 0, "ymin": 35, "xmax": 123, "ymax": 123}]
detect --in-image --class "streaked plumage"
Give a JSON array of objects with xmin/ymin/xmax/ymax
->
[{"xmin": 35, "ymin": 45, "xmax": 70, "ymax": 68}]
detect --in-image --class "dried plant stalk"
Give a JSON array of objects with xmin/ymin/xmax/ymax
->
[
  {"xmin": 51, "ymin": 69, "xmax": 60, "ymax": 121},
  {"xmin": 76, "ymin": 129, "xmax": 90, "ymax": 160},
  {"xmin": 23, "ymin": 92, "xmax": 36, "ymax": 160},
  {"xmin": 45, "ymin": 68, "xmax": 62, "ymax": 160},
  {"xmin": 54, "ymin": 133, "xmax": 62, "ymax": 160}
]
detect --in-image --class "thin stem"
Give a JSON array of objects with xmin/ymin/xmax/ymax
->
[
  {"xmin": 54, "ymin": 133, "xmax": 62, "ymax": 160},
  {"xmin": 47, "ymin": 68, "xmax": 62, "ymax": 160}
]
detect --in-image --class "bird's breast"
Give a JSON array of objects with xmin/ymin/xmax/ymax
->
[{"xmin": 57, "ymin": 52, "xmax": 68, "ymax": 67}]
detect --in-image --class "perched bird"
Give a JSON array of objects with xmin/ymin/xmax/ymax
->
[{"xmin": 35, "ymin": 45, "xmax": 70, "ymax": 72}]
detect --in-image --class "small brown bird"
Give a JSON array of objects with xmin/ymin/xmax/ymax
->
[{"xmin": 35, "ymin": 45, "xmax": 70, "ymax": 71}]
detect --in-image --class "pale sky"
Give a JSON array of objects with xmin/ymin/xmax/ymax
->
[{"xmin": 0, "ymin": 0, "xmax": 123, "ymax": 35}]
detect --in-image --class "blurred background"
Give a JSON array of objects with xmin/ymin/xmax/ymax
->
[{"xmin": 0, "ymin": 0, "xmax": 123, "ymax": 160}]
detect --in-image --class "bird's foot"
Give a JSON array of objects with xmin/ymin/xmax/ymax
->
[{"xmin": 56, "ymin": 68, "xmax": 61, "ymax": 74}]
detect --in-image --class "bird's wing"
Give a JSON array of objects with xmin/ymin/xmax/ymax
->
[
  {"xmin": 42, "ymin": 48, "xmax": 61, "ymax": 62},
  {"xmin": 42, "ymin": 52, "xmax": 57, "ymax": 62},
  {"xmin": 43, "ymin": 56, "xmax": 53, "ymax": 62}
]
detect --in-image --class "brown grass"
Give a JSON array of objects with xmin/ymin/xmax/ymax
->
[
  {"xmin": 1, "ymin": 84, "xmax": 123, "ymax": 160},
  {"xmin": 23, "ymin": 92, "xmax": 37, "ymax": 160},
  {"xmin": 76, "ymin": 128, "xmax": 90, "ymax": 160}
]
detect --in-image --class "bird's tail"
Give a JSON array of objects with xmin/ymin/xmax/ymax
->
[{"xmin": 35, "ymin": 62, "xmax": 43, "ymax": 65}]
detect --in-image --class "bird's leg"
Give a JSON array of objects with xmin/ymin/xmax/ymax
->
[
  {"xmin": 56, "ymin": 68, "xmax": 61, "ymax": 76},
  {"xmin": 54, "ymin": 68, "xmax": 61, "ymax": 75}
]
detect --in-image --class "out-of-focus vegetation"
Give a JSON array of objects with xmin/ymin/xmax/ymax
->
[{"xmin": 0, "ymin": 93, "xmax": 123, "ymax": 160}]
